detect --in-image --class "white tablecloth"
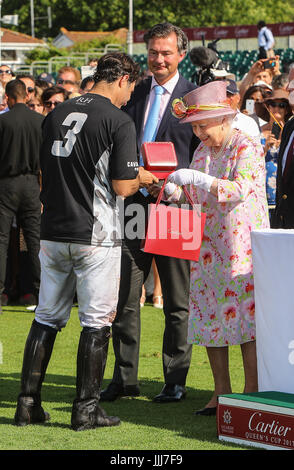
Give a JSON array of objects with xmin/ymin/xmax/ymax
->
[{"xmin": 251, "ymin": 229, "xmax": 294, "ymax": 393}]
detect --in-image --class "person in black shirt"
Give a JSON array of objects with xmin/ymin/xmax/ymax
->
[
  {"xmin": 14, "ymin": 52, "xmax": 158, "ymax": 431},
  {"xmin": 0, "ymin": 79, "xmax": 43, "ymax": 314}
]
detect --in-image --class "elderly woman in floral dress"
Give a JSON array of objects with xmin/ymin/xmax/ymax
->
[{"xmin": 164, "ymin": 81, "xmax": 269, "ymax": 415}]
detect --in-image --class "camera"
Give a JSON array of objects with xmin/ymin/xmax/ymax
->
[
  {"xmin": 271, "ymin": 122, "xmax": 281, "ymax": 140},
  {"xmin": 264, "ymin": 58, "xmax": 276, "ymax": 69},
  {"xmin": 189, "ymin": 43, "xmax": 230, "ymax": 86}
]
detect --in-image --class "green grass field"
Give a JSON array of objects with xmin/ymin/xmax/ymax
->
[{"xmin": 0, "ymin": 303, "xmax": 249, "ymax": 451}]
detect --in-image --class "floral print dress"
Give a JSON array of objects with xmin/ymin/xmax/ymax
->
[{"xmin": 186, "ymin": 130, "xmax": 269, "ymax": 347}]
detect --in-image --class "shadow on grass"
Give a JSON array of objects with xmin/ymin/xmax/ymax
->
[
  {"xmin": 0, "ymin": 372, "xmax": 76, "ymax": 406},
  {"xmin": 99, "ymin": 378, "xmax": 220, "ymax": 443},
  {"xmin": 0, "ymin": 372, "xmax": 226, "ymax": 446},
  {"xmin": 2, "ymin": 306, "xmax": 33, "ymax": 313}
]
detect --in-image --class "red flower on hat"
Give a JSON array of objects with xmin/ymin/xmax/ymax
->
[{"xmin": 171, "ymin": 98, "xmax": 188, "ymax": 118}]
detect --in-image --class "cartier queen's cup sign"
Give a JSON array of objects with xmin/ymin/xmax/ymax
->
[{"xmin": 217, "ymin": 392, "xmax": 294, "ymax": 450}]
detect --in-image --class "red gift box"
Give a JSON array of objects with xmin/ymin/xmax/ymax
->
[{"xmin": 141, "ymin": 141, "xmax": 178, "ymax": 179}]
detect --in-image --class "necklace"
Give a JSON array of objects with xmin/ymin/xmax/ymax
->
[{"xmin": 210, "ymin": 128, "xmax": 233, "ymax": 159}]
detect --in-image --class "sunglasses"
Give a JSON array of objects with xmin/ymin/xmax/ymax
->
[
  {"xmin": 57, "ymin": 79, "xmax": 75, "ymax": 85},
  {"xmin": 27, "ymin": 87, "xmax": 35, "ymax": 93},
  {"xmin": 28, "ymin": 103, "xmax": 43, "ymax": 109},
  {"xmin": 0, "ymin": 69, "xmax": 12, "ymax": 74},
  {"xmin": 268, "ymin": 101, "xmax": 287, "ymax": 109},
  {"xmin": 44, "ymin": 101, "xmax": 62, "ymax": 108}
]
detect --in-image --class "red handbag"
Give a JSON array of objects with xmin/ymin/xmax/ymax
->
[{"xmin": 142, "ymin": 180, "xmax": 206, "ymax": 261}]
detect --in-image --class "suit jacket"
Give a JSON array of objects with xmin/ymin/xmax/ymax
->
[
  {"xmin": 121, "ymin": 74, "xmax": 199, "ymax": 245},
  {"xmin": 271, "ymin": 116, "xmax": 294, "ymax": 228},
  {"xmin": 123, "ymin": 74, "xmax": 198, "ymax": 168}
]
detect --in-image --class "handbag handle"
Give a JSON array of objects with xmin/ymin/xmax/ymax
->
[
  {"xmin": 155, "ymin": 178, "xmax": 167, "ymax": 207},
  {"xmin": 155, "ymin": 177, "xmax": 195, "ymax": 208},
  {"xmin": 182, "ymin": 186, "xmax": 195, "ymax": 207}
]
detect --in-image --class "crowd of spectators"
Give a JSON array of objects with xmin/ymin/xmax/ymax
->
[
  {"xmin": 0, "ymin": 60, "xmax": 166, "ymax": 311},
  {"xmin": 235, "ymin": 55, "xmax": 294, "ymax": 218},
  {"xmin": 1, "ymin": 19, "xmax": 294, "ymax": 434},
  {"xmin": 0, "ymin": 64, "xmax": 94, "ymax": 309},
  {"xmin": 0, "ymin": 43, "xmax": 293, "ymax": 311}
]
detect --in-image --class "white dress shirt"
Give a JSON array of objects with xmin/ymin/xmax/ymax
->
[
  {"xmin": 140, "ymin": 71, "xmax": 179, "ymax": 147},
  {"xmin": 258, "ymin": 26, "xmax": 274, "ymax": 51},
  {"xmin": 232, "ymin": 110, "xmax": 261, "ymax": 138}
]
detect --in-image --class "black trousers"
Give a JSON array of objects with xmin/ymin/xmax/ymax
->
[
  {"xmin": 111, "ymin": 242, "xmax": 192, "ymax": 386},
  {"xmin": 258, "ymin": 46, "xmax": 267, "ymax": 59},
  {"xmin": 0, "ymin": 174, "xmax": 41, "ymax": 297}
]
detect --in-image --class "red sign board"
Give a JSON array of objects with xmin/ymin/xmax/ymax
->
[
  {"xmin": 218, "ymin": 403, "xmax": 294, "ymax": 450},
  {"xmin": 133, "ymin": 22, "xmax": 294, "ymax": 43}
]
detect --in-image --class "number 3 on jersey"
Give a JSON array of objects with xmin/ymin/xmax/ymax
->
[{"xmin": 51, "ymin": 112, "xmax": 88, "ymax": 157}]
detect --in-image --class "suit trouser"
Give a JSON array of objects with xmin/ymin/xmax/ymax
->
[
  {"xmin": 258, "ymin": 46, "xmax": 275, "ymax": 60},
  {"xmin": 258, "ymin": 46, "xmax": 267, "ymax": 59},
  {"xmin": 111, "ymin": 242, "xmax": 192, "ymax": 386},
  {"xmin": 0, "ymin": 174, "xmax": 41, "ymax": 297}
]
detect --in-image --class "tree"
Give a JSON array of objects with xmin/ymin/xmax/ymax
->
[{"xmin": 2, "ymin": 0, "xmax": 294, "ymax": 39}]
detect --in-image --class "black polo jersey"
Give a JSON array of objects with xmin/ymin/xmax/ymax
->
[{"xmin": 40, "ymin": 93, "xmax": 139, "ymax": 246}]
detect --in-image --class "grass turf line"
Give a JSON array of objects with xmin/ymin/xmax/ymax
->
[{"xmin": 0, "ymin": 304, "xmax": 247, "ymax": 450}]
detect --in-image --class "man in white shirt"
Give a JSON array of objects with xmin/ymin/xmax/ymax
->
[
  {"xmin": 257, "ymin": 21, "xmax": 275, "ymax": 60},
  {"xmin": 226, "ymin": 79, "xmax": 261, "ymax": 138}
]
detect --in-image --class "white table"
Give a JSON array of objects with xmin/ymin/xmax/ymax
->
[{"xmin": 251, "ymin": 229, "xmax": 294, "ymax": 393}]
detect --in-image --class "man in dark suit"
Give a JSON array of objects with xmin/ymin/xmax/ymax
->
[
  {"xmin": 271, "ymin": 67, "xmax": 294, "ymax": 229},
  {"xmin": 101, "ymin": 23, "xmax": 199, "ymax": 403}
]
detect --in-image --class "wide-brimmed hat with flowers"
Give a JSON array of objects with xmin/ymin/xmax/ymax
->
[{"xmin": 172, "ymin": 80, "xmax": 236, "ymax": 124}]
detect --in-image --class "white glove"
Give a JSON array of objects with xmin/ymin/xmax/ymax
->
[
  {"xmin": 167, "ymin": 169, "xmax": 215, "ymax": 192},
  {"xmin": 164, "ymin": 182, "xmax": 178, "ymax": 197}
]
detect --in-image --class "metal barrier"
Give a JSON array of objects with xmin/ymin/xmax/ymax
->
[{"xmin": 12, "ymin": 43, "xmax": 126, "ymax": 76}]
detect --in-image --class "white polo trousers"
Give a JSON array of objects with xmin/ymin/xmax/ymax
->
[{"xmin": 35, "ymin": 241, "xmax": 121, "ymax": 330}]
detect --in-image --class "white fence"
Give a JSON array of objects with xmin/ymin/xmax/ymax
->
[{"xmin": 12, "ymin": 43, "xmax": 125, "ymax": 75}]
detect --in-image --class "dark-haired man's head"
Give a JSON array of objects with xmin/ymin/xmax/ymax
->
[
  {"xmin": 80, "ymin": 76, "xmax": 95, "ymax": 94},
  {"xmin": 143, "ymin": 22, "xmax": 188, "ymax": 85},
  {"xmin": 91, "ymin": 52, "xmax": 140, "ymax": 108},
  {"xmin": 5, "ymin": 79, "xmax": 27, "ymax": 108},
  {"xmin": 143, "ymin": 22, "xmax": 188, "ymax": 55},
  {"xmin": 93, "ymin": 52, "xmax": 140, "ymax": 85},
  {"xmin": 257, "ymin": 21, "xmax": 266, "ymax": 30},
  {"xmin": 16, "ymin": 74, "xmax": 35, "ymax": 103},
  {"xmin": 41, "ymin": 85, "xmax": 70, "ymax": 115}
]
